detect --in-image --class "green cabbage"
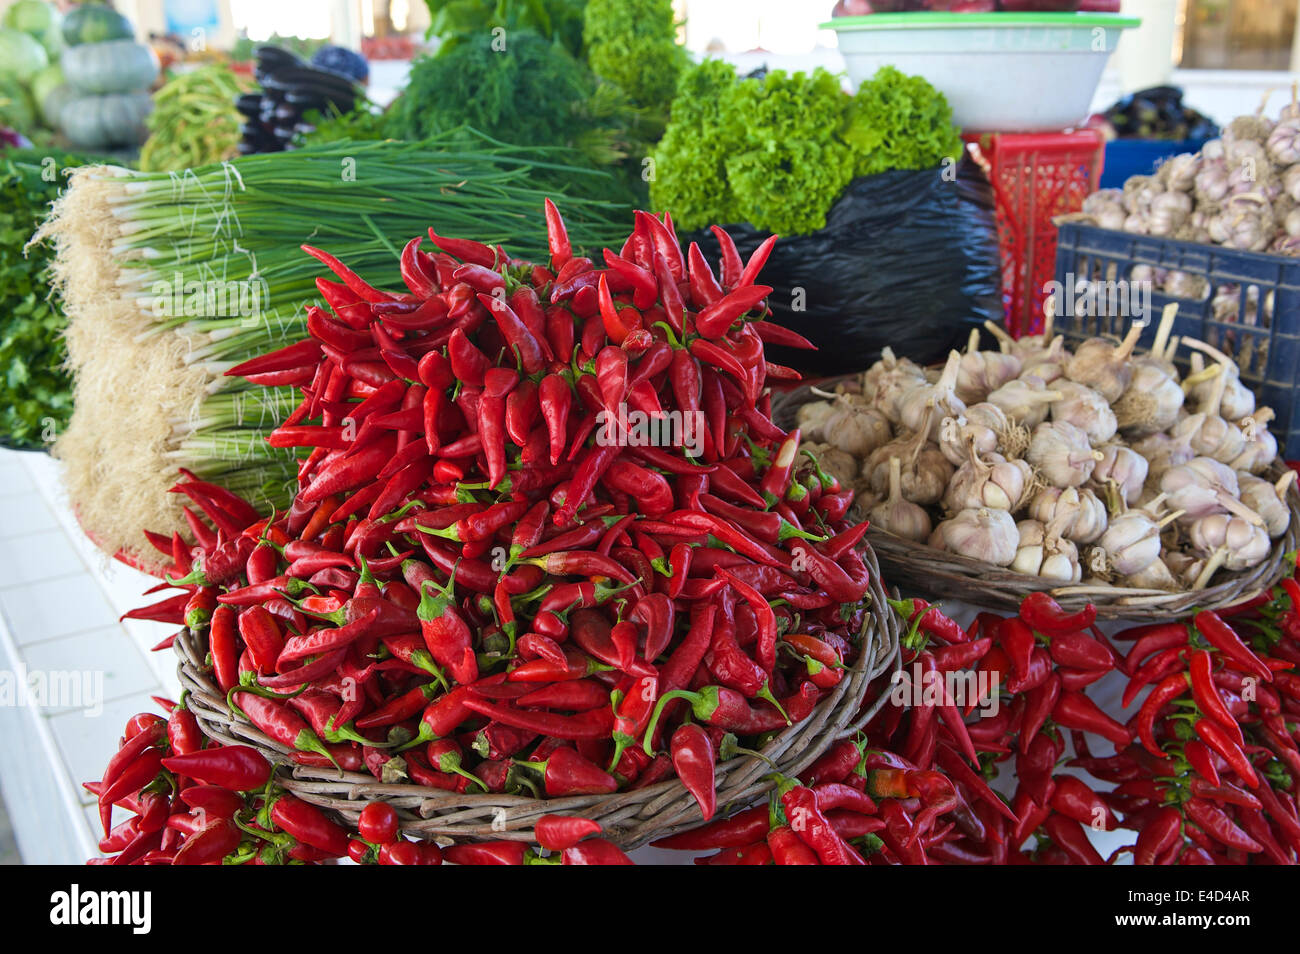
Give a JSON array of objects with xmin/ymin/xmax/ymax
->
[
  {"xmin": 3, "ymin": 0, "xmax": 60, "ymax": 56},
  {"xmin": 0, "ymin": 27, "xmax": 49, "ymax": 84}
]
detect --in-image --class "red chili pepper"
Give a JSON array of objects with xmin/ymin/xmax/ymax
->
[
  {"xmin": 1043, "ymin": 814, "xmax": 1105, "ymax": 864},
  {"xmin": 1194, "ymin": 610, "xmax": 1273, "ymax": 683},
  {"xmin": 172, "ymin": 818, "xmax": 240, "ymax": 866},
  {"xmin": 751, "ymin": 321, "xmax": 815, "ymax": 350},
  {"xmin": 1054, "ymin": 690, "xmax": 1132, "ymax": 749},
  {"xmin": 1050, "ymin": 776, "xmax": 1117, "ymax": 831},
  {"xmin": 427, "ymin": 227, "xmax": 496, "ymax": 268},
  {"xmin": 781, "ymin": 784, "xmax": 861, "ymax": 865},
  {"xmin": 652, "ymin": 805, "xmax": 769, "ymax": 851},
  {"xmin": 535, "ymin": 814, "xmax": 602, "ymax": 852},
  {"xmin": 479, "ymin": 293, "xmax": 546, "ymax": 375},
  {"xmin": 695, "ymin": 284, "xmax": 773, "ymax": 339},
  {"xmin": 1019, "ymin": 591, "xmax": 1097, "ymax": 635},
  {"xmin": 1184, "ymin": 798, "xmax": 1262, "ymax": 853},
  {"xmin": 161, "ymin": 745, "xmax": 271, "ymax": 791},
  {"xmin": 1133, "ymin": 672, "xmax": 1190, "ymax": 757},
  {"xmin": 1195, "ymin": 718, "xmax": 1259, "ymax": 789},
  {"xmin": 686, "ymin": 241, "xmax": 724, "ymax": 308},
  {"xmin": 515, "ymin": 746, "xmax": 618, "ymax": 796},
  {"xmin": 562, "ymin": 838, "xmax": 636, "ymax": 865},
  {"xmin": 1188, "ymin": 649, "xmax": 1244, "ymax": 744},
  {"xmin": 709, "ymin": 226, "xmax": 744, "ymax": 291},
  {"xmin": 543, "ymin": 198, "xmax": 572, "ymax": 270},
  {"xmin": 670, "ymin": 723, "xmax": 717, "ymax": 821},
  {"xmin": 1134, "ymin": 805, "xmax": 1183, "ymax": 865},
  {"xmin": 414, "ymin": 575, "xmax": 476, "ymax": 686},
  {"xmin": 463, "ymin": 696, "xmax": 613, "ymax": 741},
  {"xmin": 269, "ymin": 794, "xmax": 351, "ymax": 858}
]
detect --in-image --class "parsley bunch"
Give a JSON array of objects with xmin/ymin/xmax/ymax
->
[{"xmin": 0, "ymin": 149, "xmax": 86, "ymax": 450}]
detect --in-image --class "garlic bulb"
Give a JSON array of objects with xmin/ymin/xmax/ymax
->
[
  {"xmin": 1018, "ymin": 335, "xmax": 1069, "ymax": 385},
  {"xmin": 864, "ymin": 427, "xmax": 954, "ymax": 507},
  {"xmin": 867, "ymin": 352, "xmax": 929, "ymax": 425},
  {"xmin": 795, "ymin": 400, "xmax": 836, "ymax": 442},
  {"xmin": 1161, "ymin": 153, "xmax": 1200, "ymax": 192},
  {"xmin": 861, "ymin": 346, "xmax": 926, "ymax": 398},
  {"xmin": 1149, "ymin": 191, "xmax": 1193, "ymax": 236},
  {"xmin": 1050, "ymin": 380, "xmax": 1118, "ymax": 445},
  {"xmin": 801, "ymin": 443, "xmax": 859, "ymax": 493},
  {"xmin": 1187, "ymin": 514, "xmax": 1271, "ymax": 577},
  {"xmin": 1238, "ymin": 471, "xmax": 1295, "ymax": 538},
  {"xmin": 1064, "ymin": 323, "xmax": 1143, "ymax": 402},
  {"xmin": 1114, "ymin": 362, "xmax": 1184, "ymax": 435},
  {"xmin": 955, "ymin": 329, "xmax": 1022, "ymax": 404},
  {"xmin": 1090, "ymin": 444, "xmax": 1150, "ymax": 506},
  {"xmin": 929, "ymin": 508, "xmax": 1018, "ymax": 567},
  {"xmin": 1124, "ymin": 555, "xmax": 1180, "ymax": 591},
  {"xmin": 1097, "ymin": 509, "xmax": 1178, "ymax": 576},
  {"xmin": 1183, "ymin": 339, "xmax": 1256, "ymax": 421},
  {"xmin": 868, "ymin": 456, "xmax": 932, "ymax": 542},
  {"xmin": 1230, "ymin": 407, "xmax": 1279, "ymax": 474},
  {"xmin": 896, "ymin": 351, "xmax": 966, "ymax": 442},
  {"xmin": 943, "ymin": 447, "xmax": 1034, "ymax": 513},
  {"xmin": 987, "ymin": 377, "xmax": 1062, "ymax": 429},
  {"xmin": 939, "ymin": 414, "xmax": 995, "ymax": 467},
  {"xmin": 1027, "ymin": 486, "xmax": 1108, "ymax": 544},
  {"xmin": 1196, "ymin": 157, "xmax": 1231, "ymax": 203},
  {"xmin": 1012, "ymin": 519, "xmax": 1081, "ymax": 582},
  {"xmin": 1136, "ymin": 416, "xmax": 1203, "ymax": 481},
  {"xmin": 1160, "ymin": 457, "xmax": 1264, "ymax": 525},
  {"xmin": 1268, "ymin": 119, "xmax": 1300, "ymax": 166},
  {"xmin": 1027, "ymin": 421, "xmax": 1104, "ymax": 488},
  {"xmin": 1286, "ymin": 163, "xmax": 1300, "ymax": 202},
  {"xmin": 822, "ymin": 398, "xmax": 892, "ymax": 458},
  {"xmin": 1185, "ymin": 362, "xmax": 1247, "ymax": 464}
]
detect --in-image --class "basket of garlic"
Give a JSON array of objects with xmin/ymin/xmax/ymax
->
[{"xmin": 772, "ymin": 302, "xmax": 1299, "ymax": 620}]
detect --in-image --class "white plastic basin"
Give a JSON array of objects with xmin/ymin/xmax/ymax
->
[{"xmin": 823, "ymin": 12, "xmax": 1141, "ymax": 133}]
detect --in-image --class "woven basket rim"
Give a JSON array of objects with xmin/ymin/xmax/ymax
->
[
  {"xmin": 772, "ymin": 376, "xmax": 1299, "ymax": 621},
  {"xmin": 176, "ymin": 543, "xmax": 901, "ymax": 850}
]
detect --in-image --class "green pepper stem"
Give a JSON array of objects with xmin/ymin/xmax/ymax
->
[
  {"xmin": 755, "ymin": 682, "xmax": 790, "ymax": 726},
  {"xmin": 641, "ymin": 689, "xmax": 699, "ymax": 756}
]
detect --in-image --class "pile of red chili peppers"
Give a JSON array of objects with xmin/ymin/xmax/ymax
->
[
  {"xmin": 98, "ymin": 204, "xmax": 880, "ymax": 862},
  {"xmin": 89, "ymin": 696, "xmax": 639, "ymax": 864},
  {"xmin": 1089, "ymin": 583, "xmax": 1300, "ymax": 864},
  {"xmin": 95, "ymin": 199, "xmax": 1300, "ymax": 865},
  {"xmin": 641, "ymin": 587, "xmax": 1298, "ymax": 865}
]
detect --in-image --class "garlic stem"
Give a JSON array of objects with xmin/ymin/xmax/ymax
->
[
  {"xmin": 1192, "ymin": 546, "xmax": 1229, "ymax": 590},
  {"xmin": 1116, "ymin": 322, "xmax": 1144, "ymax": 362},
  {"xmin": 1150, "ymin": 303, "xmax": 1178, "ymax": 361},
  {"xmin": 1163, "ymin": 336, "xmax": 1181, "ymax": 365},
  {"xmin": 966, "ymin": 327, "xmax": 981, "ymax": 355},
  {"xmin": 1181, "ymin": 337, "xmax": 1239, "ymax": 375},
  {"xmin": 1043, "ymin": 294, "xmax": 1056, "ymax": 341},
  {"xmin": 984, "ymin": 320, "xmax": 1015, "ymax": 353},
  {"xmin": 1156, "ymin": 510, "xmax": 1187, "ymax": 530},
  {"xmin": 1215, "ymin": 492, "xmax": 1265, "ymax": 525},
  {"xmin": 1276, "ymin": 470, "xmax": 1297, "ymax": 497},
  {"xmin": 1182, "ymin": 363, "xmax": 1223, "ymax": 393}
]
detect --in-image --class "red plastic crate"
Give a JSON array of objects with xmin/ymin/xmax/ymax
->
[{"xmin": 966, "ymin": 130, "xmax": 1105, "ymax": 338}]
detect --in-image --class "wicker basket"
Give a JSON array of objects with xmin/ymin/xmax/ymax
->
[
  {"xmin": 176, "ymin": 545, "xmax": 901, "ymax": 851},
  {"xmin": 772, "ymin": 378, "xmax": 1300, "ymax": 621}
]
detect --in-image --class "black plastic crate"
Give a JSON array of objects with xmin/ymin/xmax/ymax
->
[{"xmin": 1052, "ymin": 222, "xmax": 1300, "ymax": 460}]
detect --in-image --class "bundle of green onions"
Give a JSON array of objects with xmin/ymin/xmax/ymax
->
[{"xmin": 35, "ymin": 134, "xmax": 632, "ymax": 566}]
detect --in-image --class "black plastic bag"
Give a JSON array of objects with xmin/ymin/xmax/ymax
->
[{"xmin": 686, "ymin": 157, "xmax": 1002, "ymax": 376}]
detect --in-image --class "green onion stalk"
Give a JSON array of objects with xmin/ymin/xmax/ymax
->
[{"xmin": 36, "ymin": 132, "xmax": 634, "ymax": 567}]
